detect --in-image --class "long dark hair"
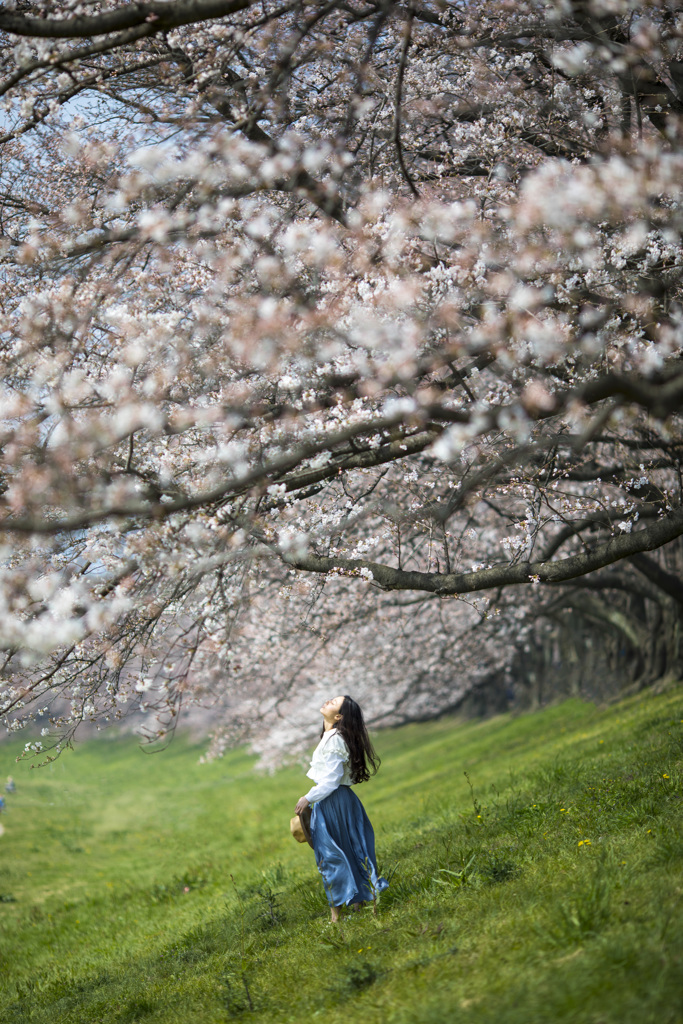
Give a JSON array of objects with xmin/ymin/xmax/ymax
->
[{"xmin": 320, "ymin": 695, "xmax": 380, "ymax": 784}]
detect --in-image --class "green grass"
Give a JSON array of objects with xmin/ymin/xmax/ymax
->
[{"xmin": 1, "ymin": 688, "xmax": 682, "ymax": 1024}]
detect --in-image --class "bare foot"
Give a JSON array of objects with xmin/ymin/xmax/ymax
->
[{"xmin": 330, "ymin": 905, "xmax": 340, "ymax": 923}]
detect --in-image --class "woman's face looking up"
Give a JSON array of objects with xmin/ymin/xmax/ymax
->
[{"xmin": 320, "ymin": 695, "xmax": 344, "ymax": 721}]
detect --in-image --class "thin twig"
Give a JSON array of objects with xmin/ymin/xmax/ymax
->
[{"xmin": 392, "ymin": 6, "xmax": 420, "ymax": 198}]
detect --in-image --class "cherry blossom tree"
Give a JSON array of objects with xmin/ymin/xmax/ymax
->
[{"xmin": 0, "ymin": 0, "xmax": 681, "ymax": 761}]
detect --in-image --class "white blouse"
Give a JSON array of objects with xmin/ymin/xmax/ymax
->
[{"xmin": 304, "ymin": 728, "xmax": 353, "ymax": 804}]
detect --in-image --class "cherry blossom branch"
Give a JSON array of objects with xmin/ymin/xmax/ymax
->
[
  {"xmin": 2, "ymin": 364, "xmax": 681, "ymax": 534},
  {"xmin": 0, "ymin": 24, "xmax": 157, "ymax": 99},
  {"xmin": 284, "ymin": 505, "xmax": 683, "ymax": 595},
  {"xmin": 0, "ymin": 55, "xmax": 170, "ymax": 143},
  {"xmin": 0, "ymin": 409, "xmax": 436, "ymax": 534}
]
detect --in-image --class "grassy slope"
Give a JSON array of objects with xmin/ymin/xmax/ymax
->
[{"xmin": 0, "ymin": 689, "xmax": 682, "ymax": 1024}]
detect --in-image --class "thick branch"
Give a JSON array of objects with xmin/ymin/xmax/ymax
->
[
  {"xmin": 552, "ymin": 570, "xmax": 666, "ymax": 604},
  {"xmin": 284, "ymin": 505, "xmax": 683, "ymax": 595},
  {"xmin": 629, "ymin": 552, "xmax": 683, "ymax": 607},
  {"xmin": 573, "ymin": 371, "xmax": 683, "ymax": 421},
  {"xmin": 540, "ymin": 507, "xmax": 661, "ymax": 561},
  {"xmin": 0, "ymin": 0, "xmax": 256, "ymax": 39}
]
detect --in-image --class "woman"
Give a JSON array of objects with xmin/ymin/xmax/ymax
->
[{"xmin": 295, "ymin": 694, "xmax": 388, "ymax": 922}]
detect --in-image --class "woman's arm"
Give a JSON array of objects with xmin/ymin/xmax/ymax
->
[{"xmin": 300, "ymin": 753, "xmax": 347, "ymax": 806}]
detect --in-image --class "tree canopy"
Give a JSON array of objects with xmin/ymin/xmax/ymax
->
[{"xmin": 1, "ymin": 0, "xmax": 682, "ymax": 761}]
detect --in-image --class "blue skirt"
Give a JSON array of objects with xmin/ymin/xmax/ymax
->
[{"xmin": 310, "ymin": 785, "xmax": 389, "ymax": 907}]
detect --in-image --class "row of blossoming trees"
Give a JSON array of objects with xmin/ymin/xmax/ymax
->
[{"xmin": 0, "ymin": 0, "xmax": 681, "ymax": 762}]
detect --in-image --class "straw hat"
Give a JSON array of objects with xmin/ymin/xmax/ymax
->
[{"xmin": 290, "ymin": 807, "xmax": 313, "ymax": 848}]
